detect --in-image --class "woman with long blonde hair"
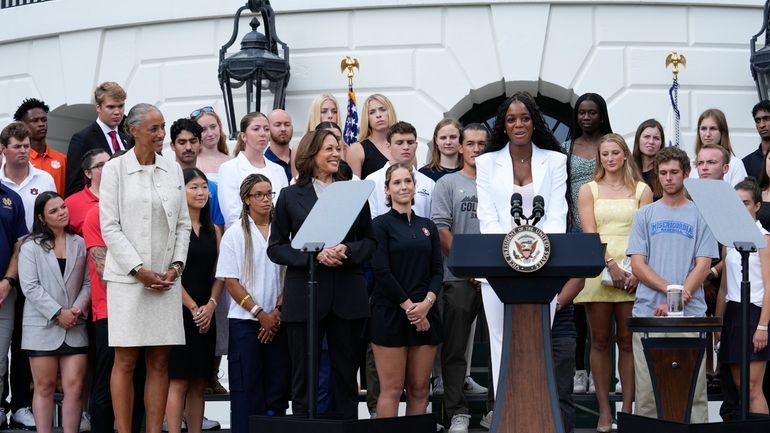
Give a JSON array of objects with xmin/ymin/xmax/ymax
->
[
  {"xmin": 347, "ymin": 94, "xmax": 398, "ymax": 178},
  {"xmin": 575, "ymin": 133, "xmax": 652, "ymax": 432}
]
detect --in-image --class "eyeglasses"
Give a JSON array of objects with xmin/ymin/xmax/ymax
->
[
  {"xmin": 248, "ymin": 192, "xmax": 275, "ymax": 201},
  {"xmin": 89, "ymin": 162, "xmax": 107, "ymax": 171},
  {"xmin": 190, "ymin": 106, "xmax": 215, "ymax": 118}
]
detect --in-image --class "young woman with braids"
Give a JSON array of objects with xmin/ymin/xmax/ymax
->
[
  {"xmin": 216, "ymin": 174, "xmax": 289, "ymax": 433},
  {"xmin": 475, "ymin": 91, "xmax": 572, "ymax": 427}
]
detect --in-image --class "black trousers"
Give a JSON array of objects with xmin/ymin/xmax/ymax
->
[
  {"xmin": 285, "ymin": 314, "xmax": 365, "ymax": 419},
  {"xmin": 1, "ymin": 291, "xmax": 32, "ymax": 412},
  {"xmin": 89, "ymin": 319, "xmax": 145, "ymax": 433}
]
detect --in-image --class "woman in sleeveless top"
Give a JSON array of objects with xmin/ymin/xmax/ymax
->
[
  {"xmin": 347, "ymin": 94, "xmax": 398, "ymax": 178},
  {"xmin": 575, "ymin": 134, "xmax": 652, "ymax": 431},
  {"xmin": 631, "ymin": 119, "xmax": 665, "ymax": 198}
]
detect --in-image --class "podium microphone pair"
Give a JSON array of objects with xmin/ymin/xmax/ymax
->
[{"xmin": 510, "ymin": 193, "xmax": 545, "ymax": 226}]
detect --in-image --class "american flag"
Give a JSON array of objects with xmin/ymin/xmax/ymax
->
[{"xmin": 343, "ymin": 87, "xmax": 359, "ymax": 145}]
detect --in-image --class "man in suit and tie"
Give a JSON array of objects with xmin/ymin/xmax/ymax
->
[{"xmin": 65, "ymin": 81, "xmax": 130, "ymax": 197}]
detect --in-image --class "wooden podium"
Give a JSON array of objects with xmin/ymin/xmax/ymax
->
[
  {"xmin": 627, "ymin": 317, "xmax": 722, "ymax": 423},
  {"xmin": 448, "ymin": 233, "xmax": 604, "ymax": 433}
]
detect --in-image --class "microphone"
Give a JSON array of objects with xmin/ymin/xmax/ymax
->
[
  {"xmin": 510, "ymin": 193, "xmax": 523, "ymax": 226},
  {"xmin": 530, "ymin": 195, "xmax": 545, "ymax": 226}
]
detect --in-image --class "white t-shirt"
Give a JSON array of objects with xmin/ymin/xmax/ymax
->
[
  {"xmin": 0, "ymin": 162, "xmax": 57, "ymax": 231},
  {"xmin": 365, "ymin": 162, "xmax": 435, "ymax": 219},
  {"xmin": 216, "ymin": 217, "xmax": 281, "ymax": 320},
  {"xmin": 217, "ymin": 153, "xmax": 288, "ymax": 230},
  {"xmin": 725, "ymin": 220, "xmax": 769, "ymax": 306}
]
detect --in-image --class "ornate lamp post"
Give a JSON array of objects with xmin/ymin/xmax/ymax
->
[
  {"xmin": 218, "ymin": 0, "xmax": 290, "ymax": 139},
  {"xmin": 750, "ymin": 1, "xmax": 770, "ymax": 101}
]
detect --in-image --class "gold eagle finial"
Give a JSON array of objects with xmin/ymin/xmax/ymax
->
[
  {"xmin": 665, "ymin": 52, "xmax": 686, "ymax": 79},
  {"xmin": 340, "ymin": 56, "xmax": 359, "ymax": 87}
]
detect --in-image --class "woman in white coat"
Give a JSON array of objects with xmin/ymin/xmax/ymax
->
[
  {"xmin": 475, "ymin": 91, "xmax": 568, "ymax": 402},
  {"xmin": 19, "ymin": 191, "xmax": 90, "ymax": 433},
  {"xmin": 100, "ymin": 103, "xmax": 191, "ymax": 433}
]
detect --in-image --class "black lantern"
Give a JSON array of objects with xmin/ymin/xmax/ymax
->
[
  {"xmin": 750, "ymin": 1, "xmax": 770, "ymax": 101},
  {"xmin": 219, "ymin": 0, "xmax": 290, "ymax": 139}
]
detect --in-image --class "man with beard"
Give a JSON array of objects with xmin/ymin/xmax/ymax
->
[
  {"xmin": 743, "ymin": 100, "xmax": 770, "ymax": 179},
  {"xmin": 265, "ymin": 109, "xmax": 293, "ymax": 181},
  {"xmin": 13, "ymin": 99, "xmax": 66, "ymax": 195}
]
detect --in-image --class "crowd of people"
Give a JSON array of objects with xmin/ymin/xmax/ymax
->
[{"xmin": 0, "ymin": 80, "xmax": 769, "ymax": 433}]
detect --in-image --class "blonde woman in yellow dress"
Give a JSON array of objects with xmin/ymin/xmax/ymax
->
[{"xmin": 575, "ymin": 133, "xmax": 652, "ymax": 432}]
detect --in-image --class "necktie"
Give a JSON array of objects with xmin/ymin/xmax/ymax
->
[{"xmin": 108, "ymin": 130, "xmax": 121, "ymax": 153}]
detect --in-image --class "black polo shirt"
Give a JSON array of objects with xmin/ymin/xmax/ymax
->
[{"xmin": 742, "ymin": 144, "xmax": 766, "ymax": 179}]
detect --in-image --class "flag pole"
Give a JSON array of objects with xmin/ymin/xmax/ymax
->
[
  {"xmin": 341, "ymin": 56, "xmax": 360, "ymax": 145},
  {"xmin": 665, "ymin": 51, "xmax": 686, "ymax": 147}
]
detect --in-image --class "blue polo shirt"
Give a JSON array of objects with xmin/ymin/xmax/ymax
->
[
  {"xmin": 264, "ymin": 146, "xmax": 292, "ymax": 182},
  {"xmin": 0, "ymin": 184, "xmax": 28, "ymax": 275}
]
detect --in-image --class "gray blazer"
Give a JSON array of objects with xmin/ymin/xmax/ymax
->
[{"xmin": 18, "ymin": 233, "xmax": 91, "ymax": 351}]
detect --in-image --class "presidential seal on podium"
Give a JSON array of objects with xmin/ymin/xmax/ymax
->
[{"xmin": 502, "ymin": 225, "xmax": 551, "ymax": 273}]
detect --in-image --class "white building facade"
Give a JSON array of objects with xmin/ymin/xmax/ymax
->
[{"xmin": 0, "ymin": 0, "xmax": 765, "ymax": 162}]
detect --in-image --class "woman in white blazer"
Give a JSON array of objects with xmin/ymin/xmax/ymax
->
[
  {"xmin": 18, "ymin": 191, "xmax": 90, "ymax": 433},
  {"xmin": 100, "ymin": 104, "xmax": 191, "ymax": 433},
  {"xmin": 475, "ymin": 92, "xmax": 568, "ymax": 400}
]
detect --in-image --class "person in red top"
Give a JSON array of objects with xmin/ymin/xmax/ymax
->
[
  {"xmin": 14, "ymin": 98, "xmax": 67, "ymax": 195},
  {"xmin": 82, "ymin": 207, "xmax": 145, "ymax": 433},
  {"xmin": 64, "ymin": 149, "xmax": 110, "ymax": 236}
]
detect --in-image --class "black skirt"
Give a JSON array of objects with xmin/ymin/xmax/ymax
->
[
  {"xmin": 369, "ymin": 303, "xmax": 441, "ymax": 347},
  {"xmin": 719, "ymin": 301, "xmax": 770, "ymax": 363},
  {"xmin": 27, "ymin": 342, "xmax": 88, "ymax": 357}
]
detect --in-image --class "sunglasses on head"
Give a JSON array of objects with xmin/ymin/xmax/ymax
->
[{"xmin": 190, "ymin": 106, "xmax": 215, "ymax": 118}]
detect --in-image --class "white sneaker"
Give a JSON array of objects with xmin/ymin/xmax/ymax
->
[
  {"xmin": 447, "ymin": 414, "xmax": 470, "ymax": 433},
  {"xmin": 573, "ymin": 370, "xmax": 588, "ymax": 393},
  {"xmin": 0, "ymin": 407, "xmax": 7, "ymax": 429},
  {"xmin": 479, "ymin": 410, "xmax": 493, "ymax": 430},
  {"xmin": 10, "ymin": 407, "xmax": 36, "ymax": 429},
  {"xmin": 201, "ymin": 417, "xmax": 221, "ymax": 431},
  {"xmin": 79, "ymin": 412, "xmax": 91, "ymax": 432},
  {"xmin": 432, "ymin": 376, "xmax": 444, "ymax": 395},
  {"xmin": 588, "ymin": 372, "xmax": 596, "ymax": 394},
  {"xmin": 463, "ymin": 376, "xmax": 488, "ymax": 395}
]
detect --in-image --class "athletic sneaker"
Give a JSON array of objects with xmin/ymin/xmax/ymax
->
[
  {"xmin": 573, "ymin": 370, "xmax": 588, "ymax": 393},
  {"xmin": 432, "ymin": 376, "xmax": 444, "ymax": 395},
  {"xmin": 10, "ymin": 407, "xmax": 36, "ymax": 430},
  {"xmin": 463, "ymin": 376, "xmax": 488, "ymax": 395},
  {"xmin": 201, "ymin": 417, "xmax": 221, "ymax": 431},
  {"xmin": 480, "ymin": 410, "xmax": 493, "ymax": 430},
  {"xmin": 447, "ymin": 414, "xmax": 470, "ymax": 433},
  {"xmin": 588, "ymin": 372, "xmax": 596, "ymax": 394}
]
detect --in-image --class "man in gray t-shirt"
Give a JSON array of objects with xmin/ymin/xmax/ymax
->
[
  {"xmin": 626, "ymin": 147, "xmax": 717, "ymax": 423},
  {"xmin": 430, "ymin": 124, "xmax": 490, "ymax": 432}
]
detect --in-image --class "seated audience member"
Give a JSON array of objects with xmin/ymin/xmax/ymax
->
[
  {"xmin": 347, "ymin": 94, "xmax": 398, "ymax": 179},
  {"xmin": 419, "ymin": 119, "xmax": 462, "ymax": 182},
  {"xmin": 689, "ymin": 108, "xmax": 747, "ymax": 186},
  {"xmin": 366, "ymin": 121, "xmax": 435, "ymax": 218},
  {"xmin": 743, "ymin": 100, "xmax": 770, "ymax": 179},
  {"xmin": 217, "ymin": 174, "xmax": 290, "ymax": 433},
  {"xmin": 628, "ymin": 146, "xmax": 718, "ymax": 422},
  {"xmin": 18, "ymin": 191, "xmax": 90, "ymax": 433},
  {"xmin": 66, "ymin": 82, "xmax": 130, "ymax": 197},
  {"xmin": 65, "ymin": 148, "xmax": 109, "ymax": 235},
  {"xmin": 371, "ymin": 163, "xmax": 442, "ymax": 418},
  {"xmin": 165, "ymin": 169, "xmax": 223, "ymax": 433},
  {"xmin": 14, "ymin": 98, "xmax": 66, "ymax": 195}
]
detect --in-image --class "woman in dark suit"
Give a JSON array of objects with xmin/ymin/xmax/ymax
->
[
  {"xmin": 18, "ymin": 191, "xmax": 90, "ymax": 433},
  {"xmin": 267, "ymin": 129, "xmax": 376, "ymax": 419}
]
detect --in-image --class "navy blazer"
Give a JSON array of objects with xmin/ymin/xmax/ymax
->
[
  {"xmin": 267, "ymin": 183, "xmax": 376, "ymax": 323},
  {"xmin": 65, "ymin": 121, "xmax": 131, "ymax": 197}
]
